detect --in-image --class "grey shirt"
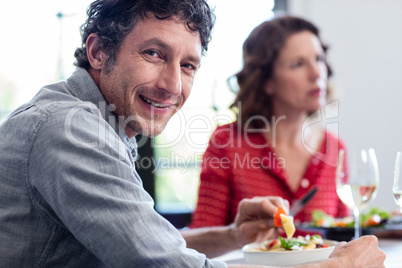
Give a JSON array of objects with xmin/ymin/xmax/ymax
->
[{"xmin": 0, "ymin": 68, "xmax": 226, "ymax": 268}]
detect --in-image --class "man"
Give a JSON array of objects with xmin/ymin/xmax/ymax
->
[{"xmin": 0, "ymin": 0, "xmax": 385, "ymax": 267}]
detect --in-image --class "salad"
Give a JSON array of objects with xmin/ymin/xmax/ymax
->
[
  {"xmin": 312, "ymin": 207, "xmax": 391, "ymax": 228},
  {"xmin": 260, "ymin": 234, "xmax": 329, "ymax": 251},
  {"xmin": 259, "ymin": 207, "xmax": 329, "ymax": 252}
]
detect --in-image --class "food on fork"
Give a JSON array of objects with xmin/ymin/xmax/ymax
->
[
  {"xmin": 274, "ymin": 207, "xmax": 296, "ymax": 239},
  {"xmin": 280, "ymin": 214, "xmax": 296, "ymax": 239}
]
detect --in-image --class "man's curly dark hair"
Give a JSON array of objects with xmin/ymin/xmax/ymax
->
[{"xmin": 74, "ymin": 0, "xmax": 215, "ymax": 72}]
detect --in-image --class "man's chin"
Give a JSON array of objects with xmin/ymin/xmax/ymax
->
[{"xmin": 127, "ymin": 122, "xmax": 166, "ymax": 138}]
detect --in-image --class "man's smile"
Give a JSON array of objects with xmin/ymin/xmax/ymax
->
[{"xmin": 139, "ymin": 95, "xmax": 172, "ymax": 109}]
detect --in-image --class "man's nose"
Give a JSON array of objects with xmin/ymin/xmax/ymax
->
[{"xmin": 157, "ymin": 64, "xmax": 182, "ymax": 96}]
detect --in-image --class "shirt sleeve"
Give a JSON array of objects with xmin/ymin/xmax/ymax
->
[
  {"xmin": 28, "ymin": 104, "xmax": 226, "ymax": 268},
  {"xmin": 190, "ymin": 126, "xmax": 232, "ymax": 228}
]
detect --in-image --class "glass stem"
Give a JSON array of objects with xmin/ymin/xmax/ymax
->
[{"xmin": 353, "ymin": 207, "xmax": 361, "ymax": 239}]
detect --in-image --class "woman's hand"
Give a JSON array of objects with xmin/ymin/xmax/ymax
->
[{"xmin": 231, "ymin": 196, "xmax": 289, "ymax": 247}]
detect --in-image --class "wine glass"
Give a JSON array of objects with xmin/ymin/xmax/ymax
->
[
  {"xmin": 393, "ymin": 152, "xmax": 402, "ymax": 212},
  {"xmin": 336, "ymin": 148, "xmax": 380, "ymax": 239}
]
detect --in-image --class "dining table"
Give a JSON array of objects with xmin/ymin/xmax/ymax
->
[{"xmin": 213, "ymin": 238, "xmax": 402, "ymax": 267}]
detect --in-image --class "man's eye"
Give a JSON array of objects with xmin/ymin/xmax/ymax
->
[
  {"xmin": 145, "ymin": 50, "xmax": 159, "ymax": 57},
  {"xmin": 181, "ymin": 64, "xmax": 198, "ymax": 76},
  {"xmin": 182, "ymin": 63, "xmax": 195, "ymax": 70}
]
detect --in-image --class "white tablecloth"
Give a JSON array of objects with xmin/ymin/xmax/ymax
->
[{"xmin": 378, "ymin": 239, "xmax": 402, "ymax": 268}]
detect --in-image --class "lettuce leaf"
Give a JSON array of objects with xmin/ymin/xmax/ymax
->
[{"xmin": 278, "ymin": 236, "xmax": 307, "ymax": 250}]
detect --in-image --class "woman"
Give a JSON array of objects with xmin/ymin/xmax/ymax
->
[{"xmin": 190, "ymin": 15, "xmax": 349, "ymax": 227}]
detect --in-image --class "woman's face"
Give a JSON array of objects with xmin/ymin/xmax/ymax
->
[{"xmin": 266, "ymin": 31, "xmax": 328, "ymax": 114}]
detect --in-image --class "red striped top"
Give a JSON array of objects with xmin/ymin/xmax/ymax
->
[{"xmin": 190, "ymin": 122, "xmax": 349, "ymax": 228}]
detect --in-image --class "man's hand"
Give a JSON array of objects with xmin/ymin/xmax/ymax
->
[
  {"xmin": 231, "ymin": 196, "xmax": 289, "ymax": 248},
  {"xmin": 328, "ymin": 235, "xmax": 386, "ymax": 268}
]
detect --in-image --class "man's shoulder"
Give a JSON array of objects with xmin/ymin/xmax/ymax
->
[
  {"xmin": 3, "ymin": 83, "xmax": 104, "ymax": 147},
  {"xmin": 32, "ymin": 82, "xmax": 99, "ymax": 117}
]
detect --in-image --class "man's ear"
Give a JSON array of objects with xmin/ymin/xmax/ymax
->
[{"xmin": 86, "ymin": 33, "xmax": 104, "ymax": 70}]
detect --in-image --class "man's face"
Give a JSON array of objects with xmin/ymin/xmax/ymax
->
[{"xmin": 97, "ymin": 15, "xmax": 202, "ymax": 138}]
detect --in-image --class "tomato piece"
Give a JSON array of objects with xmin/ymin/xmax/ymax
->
[
  {"xmin": 333, "ymin": 220, "xmax": 347, "ymax": 228},
  {"xmin": 366, "ymin": 214, "xmax": 381, "ymax": 227},
  {"xmin": 322, "ymin": 244, "xmax": 329, "ymax": 248},
  {"xmin": 268, "ymin": 239, "xmax": 278, "ymax": 249},
  {"xmin": 274, "ymin": 207, "xmax": 287, "ymax": 227},
  {"xmin": 315, "ymin": 218, "xmax": 325, "ymax": 227}
]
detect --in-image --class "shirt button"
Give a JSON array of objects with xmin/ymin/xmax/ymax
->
[{"xmin": 301, "ymin": 178, "xmax": 310, "ymax": 188}]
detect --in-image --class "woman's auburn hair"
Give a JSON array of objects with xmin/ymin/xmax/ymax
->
[{"xmin": 230, "ymin": 15, "xmax": 333, "ymax": 130}]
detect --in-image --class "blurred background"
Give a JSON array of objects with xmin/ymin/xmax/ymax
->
[
  {"xmin": 288, "ymin": 0, "xmax": 402, "ymax": 217},
  {"xmin": 1, "ymin": 0, "xmax": 401, "ymax": 227}
]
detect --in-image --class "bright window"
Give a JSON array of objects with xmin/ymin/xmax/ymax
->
[{"xmin": 0, "ymin": 0, "xmax": 93, "ymax": 120}]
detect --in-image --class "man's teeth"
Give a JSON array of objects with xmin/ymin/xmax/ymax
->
[{"xmin": 142, "ymin": 96, "xmax": 169, "ymax": 108}]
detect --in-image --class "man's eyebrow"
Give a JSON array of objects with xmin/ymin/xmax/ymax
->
[
  {"xmin": 139, "ymin": 37, "xmax": 201, "ymax": 67},
  {"xmin": 188, "ymin": 55, "xmax": 201, "ymax": 68},
  {"xmin": 139, "ymin": 37, "xmax": 170, "ymax": 51}
]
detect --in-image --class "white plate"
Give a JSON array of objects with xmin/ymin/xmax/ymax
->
[{"xmin": 242, "ymin": 239, "xmax": 337, "ymax": 266}]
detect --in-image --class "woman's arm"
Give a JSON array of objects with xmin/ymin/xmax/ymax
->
[{"xmin": 182, "ymin": 196, "xmax": 286, "ymax": 258}]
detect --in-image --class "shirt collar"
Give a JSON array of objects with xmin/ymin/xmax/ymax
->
[{"xmin": 66, "ymin": 67, "xmax": 138, "ymax": 159}]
